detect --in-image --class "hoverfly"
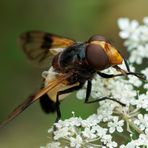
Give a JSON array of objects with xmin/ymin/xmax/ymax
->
[{"xmin": 0, "ymin": 31, "xmax": 145, "ymax": 128}]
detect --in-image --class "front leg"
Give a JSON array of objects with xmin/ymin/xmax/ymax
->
[
  {"xmin": 97, "ymin": 71, "xmax": 146, "ymax": 80},
  {"xmin": 97, "ymin": 71, "xmax": 122, "ymax": 78},
  {"xmin": 113, "ymin": 65, "xmax": 146, "ymax": 80},
  {"xmin": 55, "ymin": 82, "xmax": 84, "ymax": 122}
]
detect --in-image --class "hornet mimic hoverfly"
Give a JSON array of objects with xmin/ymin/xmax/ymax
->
[{"xmin": 0, "ymin": 31, "xmax": 145, "ymax": 128}]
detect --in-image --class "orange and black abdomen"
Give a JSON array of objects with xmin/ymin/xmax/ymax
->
[{"xmin": 40, "ymin": 94, "xmax": 56, "ymax": 113}]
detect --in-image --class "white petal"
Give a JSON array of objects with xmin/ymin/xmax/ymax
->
[
  {"xmin": 143, "ymin": 16, "xmax": 148, "ymax": 25},
  {"xmin": 117, "ymin": 126, "xmax": 123, "ymax": 132},
  {"xmin": 119, "ymin": 31, "xmax": 130, "ymax": 39},
  {"xmin": 76, "ymin": 89, "xmax": 86, "ymax": 100},
  {"xmin": 109, "ymin": 127, "xmax": 115, "ymax": 133},
  {"xmin": 118, "ymin": 18, "xmax": 130, "ymax": 30},
  {"xmin": 131, "ymin": 20, "xmax": 139, "ymax": 29}
]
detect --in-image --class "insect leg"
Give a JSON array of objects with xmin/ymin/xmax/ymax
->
[
  {"xmin": 123, "ymin": 58, "xmax": 130, "ymax": 72},
  {"xmin": 97, "ymin": 72, "xmax": 123, "ymax": 78},
  {"xmin": 83, "ymin": 80, "xmax": 125, "ymax": 106},
  {"xmin": 55, "ymin": 82, "xmax": 84, "ymax": 122},
  {"xmin": 84, "ymin": 80, "xmax": 92, "ymax": 103},
  {"xmin": 113, "ymin": 65, "xmax": 146, "ymax": 80},
  {"xmin": 97, "ymin": 71, "xmax": 146, "ymax": 80},
  {"xmin": 85, "ymin": 96, "xmax": 125, "ymax": 106}
]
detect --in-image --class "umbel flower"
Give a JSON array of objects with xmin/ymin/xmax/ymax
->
[
  {"xmin": 118, "ymin": 17, "xmax": 148, "ymax": 64},
  {"xmin": 41, "ymin": 17, "xmax": 148, "ymax": 148}
]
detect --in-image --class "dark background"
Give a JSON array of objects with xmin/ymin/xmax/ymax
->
[{"xmin": 0, "ymin": 0, "xmax": 147, "ymax": 147}]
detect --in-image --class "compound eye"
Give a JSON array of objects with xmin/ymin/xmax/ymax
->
[
  {"xmin": 86, "ymin": 43, "xmax": 110, "ymax": 70},
  {"xmin": 88, "ymin": 35, "xmax": 111, "ymax": 44}
]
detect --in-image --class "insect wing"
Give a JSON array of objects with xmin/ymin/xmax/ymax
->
[
  {"xmin": 19, "ymin": 31, "xmax": 75, "ymax": 67},
  {"xmin": 0, "ymin": 74, "xmax": 69, "ymax": 128}
]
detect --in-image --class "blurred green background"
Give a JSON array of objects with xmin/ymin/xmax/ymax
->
[{"xmin": 0, "ymin": 0, "xmax": 147, "ymax": 147}]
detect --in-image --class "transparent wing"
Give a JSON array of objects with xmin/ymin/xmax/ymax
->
[{"xmin": 19, "ymin": 31, "xmax": 75, "ymax": 67}]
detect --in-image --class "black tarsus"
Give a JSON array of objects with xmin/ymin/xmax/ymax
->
[
  {"xmin": 124, "ymin": 59, "xmax": 146, "ymax": 80},
  {"xmin": 85, "ymin": 96, "xmax": 125, "ymax": 106},
  {"xmin": 97, "ymin": 61, "xmax": 146, "ymax": 81},
  {"xmin": 126, "ymin": 72, "xmax": 146, "ymax": 80},
  {"xmin": 98, "ymin": 71, "xmax": 146, "ymax": 80},
  {"xmin": 115, "ymin": 65, "xmax": 146, "ymax": 81}
]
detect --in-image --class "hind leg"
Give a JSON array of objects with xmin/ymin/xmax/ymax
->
[{"xmin": 55, "ymin": 83, "xmax": 84, "ymax": 122}]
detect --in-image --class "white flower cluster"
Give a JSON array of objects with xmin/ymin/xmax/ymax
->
[
  {"xmin": 41, "ymin": 17, "xmax": 148, "ymax": 148},
  {"xmin": 120, "ymin": 134, "xmax": 148, "ymax": 148},
  {"xmin": 77, "ymin": 65, "xmax": 141, "ymax": 107},
  {"xmin": 142, "ymin": 67, "xmax": 148, "ymax": 89},
  {"xmin": 41, "ymin": 113, "xmax": 123, "ymax": 148},
  {"xmin": 118, "ymin": 17, "xmax": 148, "ymax": 64}
]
